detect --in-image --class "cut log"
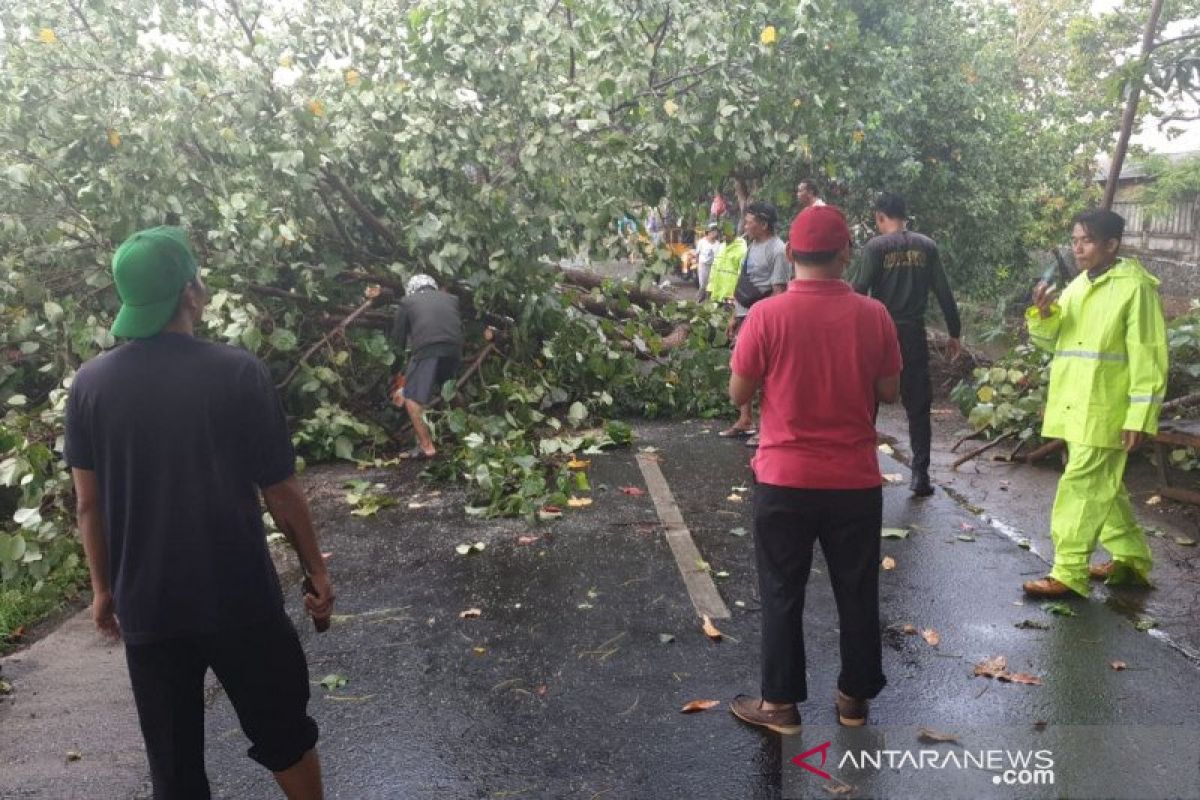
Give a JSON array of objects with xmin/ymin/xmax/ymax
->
[
  {"xmin": 1163, "ymin": 392, "xmax": 1200, "ymax": 413},
  {"xmin": 558, "ymin": 267, "xmax": 679, "ymax": 308},
  {"xmin": 1023, "ymin": 439, "xmax": 1065, "ymax": 464}
]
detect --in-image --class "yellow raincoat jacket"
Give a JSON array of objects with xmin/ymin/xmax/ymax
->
[
  {"xmin": 1026, "ymin": 257, "xmax": 1168, "ymax": 449},
  {"xmin": 706, "ymin": 236, "xmax": 747, "ymax": 302}
]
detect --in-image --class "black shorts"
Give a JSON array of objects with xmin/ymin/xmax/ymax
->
[
  {"xmin": 124, "ymin": 612, "xmax": 318, "ymax": 798},
  {"xmin": 404, "ymin": 354, "xmax": 461, "ymax": 405}
]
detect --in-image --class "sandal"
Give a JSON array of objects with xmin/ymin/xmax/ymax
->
[
  {"xmin": 718, "ymin": 426, "xmax": 756, "ymax": 438},
  {"xmin": 399, "ymin": 447, "xmax": 435, "ymax": 460}
]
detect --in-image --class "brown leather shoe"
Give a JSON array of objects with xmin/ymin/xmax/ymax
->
[
  {"xmin": 730, "ymin": 695, "xmax": 801, "ymax": 735},
  {"xmin": 1022, "ymin": 577, "xmax": 1081, "ymax": 598},
  {"xmin": 1089, "ymin": 562, "xmax": 1115, "ymax": 580},
  {"xmin": 835, "ymin": 690, "xmax": 868, "ymax": 727}
]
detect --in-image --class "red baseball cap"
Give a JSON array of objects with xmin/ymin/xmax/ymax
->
[{"xmin": 789, "ymin": 205, "xmax": 851, "ymax": 253}]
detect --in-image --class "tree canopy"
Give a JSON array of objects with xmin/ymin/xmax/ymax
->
[{"xmin": 0, "ymin": 0, "xmax": 1187, "ymax": 588}]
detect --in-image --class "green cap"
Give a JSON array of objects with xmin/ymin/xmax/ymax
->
[{"xmin": 110, "ymin": 226, "xmax": 197, "ymax": 338}]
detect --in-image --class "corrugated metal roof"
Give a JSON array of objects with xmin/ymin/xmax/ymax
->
[{"xmin": 1096, "ymin": 150, "xmax": 1200, "ymax": 182}]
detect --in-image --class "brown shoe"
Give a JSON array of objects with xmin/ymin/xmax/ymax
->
[
  {"xmin": 1089, "ymin": 562, "xmax": 1115, "ymax": 581},
  {"xmin": 1022, "ymin": 577, "xmax": 1081, "ymax": 598},
  {"xmin": 730, "ymin": 695, "xmax": 801, "ymax": 735},
  {"xmin": 835, "ymin": 690, "xmax": 868, "ymax": 727}
]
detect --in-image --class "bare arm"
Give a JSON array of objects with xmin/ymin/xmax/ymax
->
[
  {"xmin": 72, "ymin": 468, "xmax": 119, "ymax": 639},
  {"xmin": 729, "ymin": 371, "xmax": 760, "ymax": 407},
  {"xmin": 261, "ymin": 476, "xmax": 336, "ymax": 625},
  {"xmin": 876, "ymin": 375, "xmax": 900, "ymax": 405}
]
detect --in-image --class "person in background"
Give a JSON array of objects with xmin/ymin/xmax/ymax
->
[
  {"xmin": 66, "ymin": 226, "xmax": 334, "ymax": 800},
  {"xmin": 729, "ymin": 205, "xmax": 900, "ymax": 734},
  {"xmin": 706, "ymin": 230, "xmax": 747, "ymax": 305},
  {"xmin": 852, "ymin": 192, "xmax": 961, "ymax": 497},
  {"xmin": 720, "ymin": 202, "xmax": 790, "ymax": 445},
  {"xmin": 1022, "ymin": 209, "xmax": 1167, "ymax": 599},
  {"xmin": 695, "ymin": 222, "xmax": 724, "ymax": 301},
  {"xmin": 391, "ymin": 273, "xmax": 464, "ymax": 460},
  {"xmin": 795, "ymin": 178, "xmax": 826, "ymax": 212}
]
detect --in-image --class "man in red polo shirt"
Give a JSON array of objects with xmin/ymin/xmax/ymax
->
[{"xmin": 729, "ymin": 205, "xmax": 901, "ymax": 734}]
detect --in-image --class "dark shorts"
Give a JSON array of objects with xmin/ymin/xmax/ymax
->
[
  {"xmin": 124, "ymin": 612, "xmax": 318, "ymax": 799},
  {"xmin": 404, "ymin": 354, "xmax": 461, "ymax": 405}
]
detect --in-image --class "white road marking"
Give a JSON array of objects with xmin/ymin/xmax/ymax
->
[{"xmin": 635, "ymin": 453, "xmax": 732, "ymax": 620}]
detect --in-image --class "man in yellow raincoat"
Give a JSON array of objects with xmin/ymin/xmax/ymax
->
[
  {"xmin": 705, "ymin": 234, "xmax": 747, "ymax": 303},
  {"xmin": 1023, "ymin": 209, "xmax": 1168, "ymax": 598}
]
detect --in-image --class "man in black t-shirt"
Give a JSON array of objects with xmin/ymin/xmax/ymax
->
[
  {"xmin": 65, "ymin": 226, "xmax": 334, "ymax": 799},
  {"xmin": 853, "ymin": 193, "xmax": 962, "ymax": 497}
]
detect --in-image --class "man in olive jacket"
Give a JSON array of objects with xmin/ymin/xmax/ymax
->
[{"xmin": 1024, "ymin": 209, "xmax": 1168, "ymax": 598}]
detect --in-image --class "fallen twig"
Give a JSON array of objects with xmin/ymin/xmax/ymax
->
[
  {"xmin": 952, "ymin": 433, "xmax": 1015, "ymax": 470},
  {"xmin": 1023, "ymin": 438, "xmax": 1065, "ymax": 465},
  {"xmin": 279, "ymin": 295, "xmax": 379, "ymax": 390}
]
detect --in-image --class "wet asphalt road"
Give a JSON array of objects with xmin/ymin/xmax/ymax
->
[{"xmin": 195, "ymin": 419, "xmax": 1200, "ymax": 800}]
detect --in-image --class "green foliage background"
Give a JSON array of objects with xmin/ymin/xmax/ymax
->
[{"xmin": 0, "ymin": 0, "xmax": 1188, "ymax": 631}]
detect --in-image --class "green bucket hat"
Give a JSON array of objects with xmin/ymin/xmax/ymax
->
[{"xmin": 110, "ymin": 226, "xmax": 197, "ymax": 338}]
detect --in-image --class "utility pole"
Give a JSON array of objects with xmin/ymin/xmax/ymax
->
[{"xmin": 1102, "ymin": 0, "xmax": 1166, "ymax": 210}]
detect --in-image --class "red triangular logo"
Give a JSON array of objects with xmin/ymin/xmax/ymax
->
[{"xmin": 791, "ymin": 740, "xmax": 833, "ymax": 780}]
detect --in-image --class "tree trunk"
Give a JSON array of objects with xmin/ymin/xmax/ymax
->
[{"xmin": 1102, "ymin": 0, "xmax": 1166, "ymax": 210}]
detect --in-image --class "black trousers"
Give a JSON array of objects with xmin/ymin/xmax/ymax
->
[
  {"xmin": 753, "ymin": 483, "xmax": 886, "ymax": 704},
  {"xmin": 897, "ymin": 323, "xmax": 933, "ymax": 476},
  {"xmin": 124, "ymin": 612, "xmax": 318, "ymax": 800}
]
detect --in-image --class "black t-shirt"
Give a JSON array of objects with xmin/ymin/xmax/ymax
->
[
  {"xmin": 64, "ymin": 333, "xmax": 295, "ymax": 643},
  {"xmin": 852, "ymin": 230, "xmax": 962, "ymax": 338}
]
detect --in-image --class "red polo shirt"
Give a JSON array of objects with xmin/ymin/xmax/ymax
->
[{"xmin": 731, "ymin": 279, "xmax": 901, "ymax": 489}]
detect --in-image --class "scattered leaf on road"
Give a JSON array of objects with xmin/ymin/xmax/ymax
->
[
  {"xmin": 881, "ymin": 556, "xmax": 896, "ymax": 571},
  {"xmin": 732, "ymin": 485, "xmax": 749, "ymax": 493},
  {"xmin": 517, "ymin": 535, "xmax": 540, "ymax": 545},
  {"xmin": 1146, "ymin": 495, "xmax": 1162, "ymax": 506},
  {"xmin": 730, "ymin": 526, "xmax": 747, "ymax": 537},
  {"xmin": 917, "ymin": 726, "xmax": 960, "ymax": 744},
  {"xmin": 882, "ymin": 473, "xmax": 904, "ymax": 484},
  {"xmin": 567, "ymin": 496, "xmax": 593, "ymax": 508},
  {"xmin": 901, "ymin": 624, "xmax": 918, "ymax": 635},
  {"xmin": 881, "ymin": 527, "xmax": 910, "ymax": 540},
  {"xmin": 878, "ymin": 444, "xmax": 894, "ymax": 455},
  {"xmin": 1110, "ymin": 660, "xmax": 1128, "ymax": 671},
  {"xmin": 957, "ymin": 534, "xmax": 976, "ymax": 542},
  {"xmin": 659, "ymin": 633, "xmax": 675, "ymax": 644},
  {"xmin": 538, "ymin": 507, "xmax": 563, "ymax": 521},
  {"xmin": 319, "ymin": 674, "xmax": 348, "ymax": 690},
  {"xmin": 726, "ymin": 494, "xmax": 744, "ymax": 503},
  {"xmin": 1015, "ymin": 619, "xmax": 1050, "ymax": 630},
  {"xmin": 715, "ymin": 570, "xmax": 730, "ymax": 579},
  {"xmin": 921, "ymin": 629, "xmax": 941, "ymax": 647},
  {"xmin": 1041, "ymin": 602, "xmax": 1077, "ymax": 617},
  {"xmin": 65, "ymin": 751, "xmax": 82, "ymax": 763},
  {"xmin": 620, "ymin": 486, "xmax": 646, "ymax": 496},
  {"xmin": 472, "ymin": 646, "xmax": 487, "ymax": 655},
  {"xmin": 1017, "ymin": 538, "xmax": 1032, "ymax": 550},
  {"xmin": 566, "ymin": 458, "xmax": 591, "ymax": 470},
  {"xmin": 459, "ymin": 608, "xmax": 482, "ymax": 619},
  {"xmin": 1173, "ymin": 536, "xmax": 1197, "ymax": 547},
  {"xmin": 1134, "ymin": 617, "xmax": 1158, "ymax": 632},
  {"xmin": 702, "ymin": 615, "xmax": 723, "ymax": 642},
  {"xmin": 680, "ymin": 699, "xmax": 720, "ymax": 714},
  {"xmin": 455, "ymin": 541, "xmax": 486, "ymax": 556},
  {"xmin": 973, "ymin": 655, "xmax": 1009, "ymax": 679},
  {"xmin": 999, "ymin": 672, "xmax": 1042, "ymax": 686},
  {"xmin": 822, "ymin": 782, "xmax": 856, "ymax": 797}
]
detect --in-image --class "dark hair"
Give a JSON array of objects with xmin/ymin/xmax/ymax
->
[
  {"xmin": 745, "ymin": 201, "xmax": 778, "ymax": 231},
  {"xmin": 873, "ymin": 191, "xmax": 907, "ymax": 220},
  {"xmin": 790, "ymin": 249, "xmax": 840, "ymax": 265},
  {"xmin": 1072, "ymin": 208, "xmax": 1124, "ymax": 242},
  {"xmin": 797, "ymin": 179, "xmax": 821, "ymax": 196}
]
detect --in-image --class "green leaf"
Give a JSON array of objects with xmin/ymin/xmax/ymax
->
[
  {"xmin": 567, "ymin": 402, "xmax": 588, "ymax": 425},
  {"xmin": 269, "ymin": 328, "xmax": 298, "ymax": 351},
  {"xmin": 1134, "ymin": 617, "xmax": 1158, "ymax": 632},
  {"xmin": 1040, "ymin": 602, "xmax": 1077, "ymax": 617},
  {"xmin": 319, "ymin": 673, "xmax": 348, "ymax": 690},
  {"xmin": 881, "ymin": 527, "xmax": 910, "ymax": 540}
]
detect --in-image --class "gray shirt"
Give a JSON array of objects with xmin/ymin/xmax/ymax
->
[{"xmin": 734, "ymin": 236, "xmax": 791, "ymax": 317}]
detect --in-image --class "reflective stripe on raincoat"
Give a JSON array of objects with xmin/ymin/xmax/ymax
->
[
  {"xmin": 706, "ymin": 236, "xmax": 747, "ymax": 302},
  {"xmin": 1026, "ymin": 257, "xmax": 1168, "ymax": 449}
]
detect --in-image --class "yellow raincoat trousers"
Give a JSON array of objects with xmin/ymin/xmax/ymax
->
[
  {"xmin": 706, "ymin": 236, "xmax": 747, "ymax": 303},
  {"xmin": 1026, "ymin": 257, "xmax": 1168, "ymax": 595}
]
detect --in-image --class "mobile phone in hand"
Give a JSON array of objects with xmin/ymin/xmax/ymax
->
[{"xmin": 302, "ymin": 576, "xmax": 331, "ymax": 632}]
